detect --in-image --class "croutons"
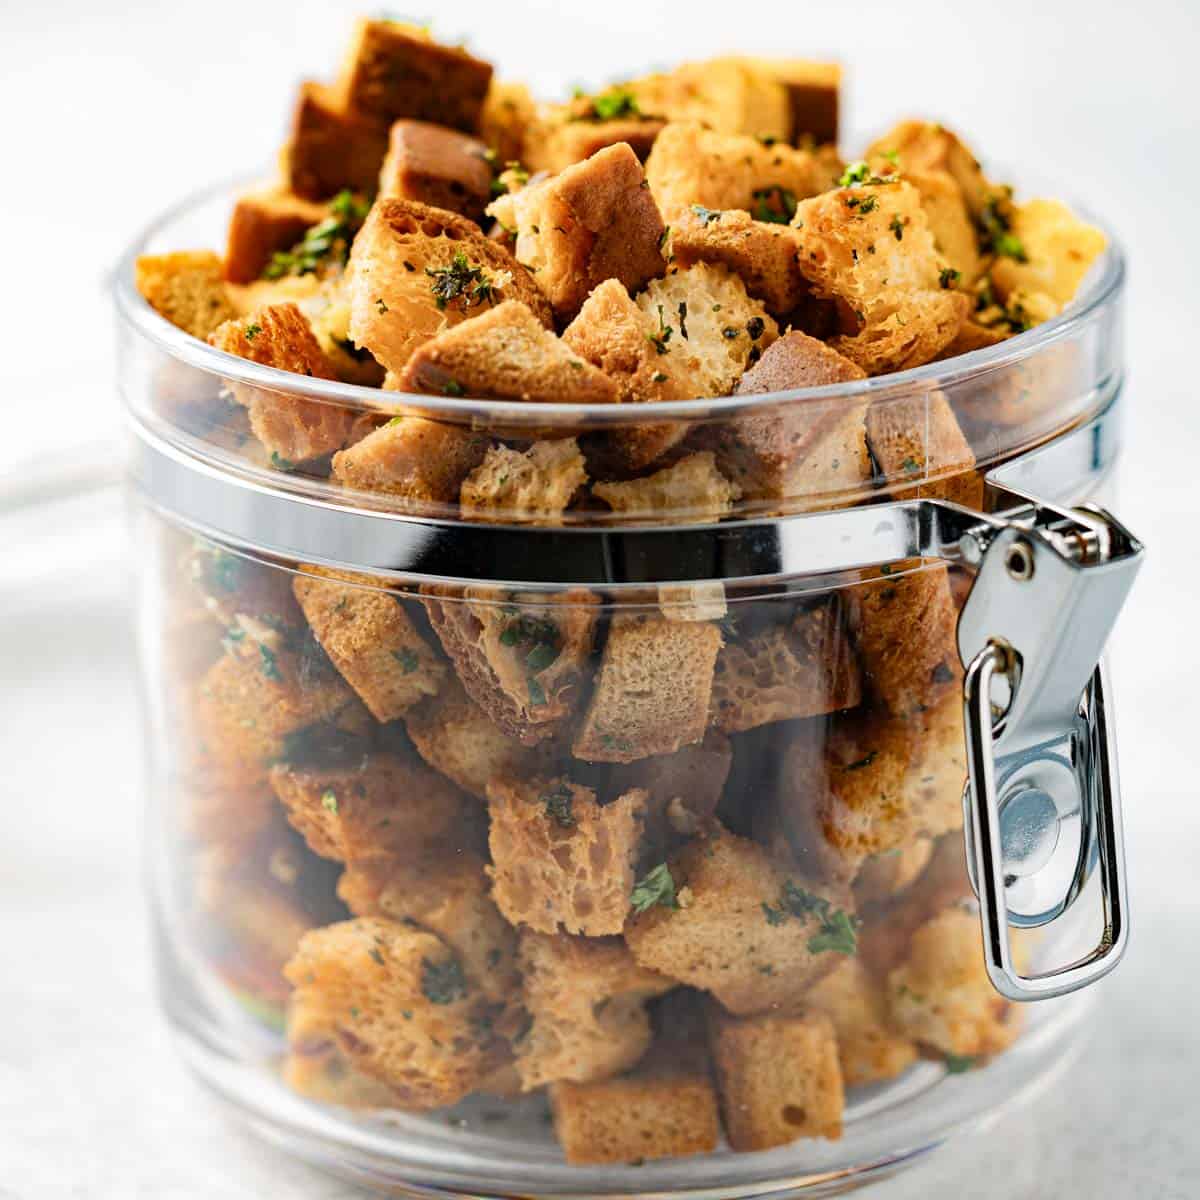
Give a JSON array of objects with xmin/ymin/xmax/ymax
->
[
  {"xmin": 135, "ymin": 250, "xmax": 237, "ymax": 339},
  {"xmin": 345, "ymin": 198, "xmax": 551, "ymax": 375},
  {"xmin": 208, "ymin": 303, "xmax": 353, "ymax": 465},
  {"xmin": 282, "ymin": 81, "xmax": 391, "ymax": 201},
  {"xmin": 396, "ymin": 300, "xmax": 619, "ymax": 404},
  {"xmin": 283, "ymin": 917, "xmax": 506, "ymax": 1109},
  {"xmin": 283, "ymin": 1039, "xmax": 401, "ymax": 1111},
  {"xmin": 624, "ymin": 828, "xmax": 855, "ymax": 1014},
  {"xmin": 903, "ymin": 167, "xmax": 982, "ymax": 284},
  {"xmin": 487, "ymin": 777, "xmax": 647, "ymax": 936},
  {"xmin": 487, "ymin": 143, "xmax": 667, "ymax": 321},
  {"xmin": 750, "ymin": 58, "xmax": 841, "ymax": 144},
  {"xmin": 572, "ymin": 614, "xmax": 723, "ymax": 763},
  {"xmin": 525, "ymin": 111, "xmax": 667, "ymax": 175},
  {"xmin": 515, "ymin": 932, "xmax": 673, "ymax": 1090},
  {"xmin": 479, "ymin": 80, "xmax": 537, "ymax": 164},
  {"xmin": 864, "ymin": 120, "xmax": 995, "ymax": 221},
  {"xmin": 223, "ymin": 188, "xmax": 330, "ymax": 284},
  {"xmin": 378, "ymin": 120, "xmax": 493, "ymax": 223},
  {"xmin": 707, "ymin": 1006, "xmax": 844, "ymax": 1150},
  {"xmin": 291, "ymin": 566, "xmax": 446, "ymax": 721},
  {"xmin": 460, "ymin": 438, "xmax": 588, "ymax": 524},
  {"xmin": 593, "ymin": 452, "xmax": 741, "ymax": 524}
]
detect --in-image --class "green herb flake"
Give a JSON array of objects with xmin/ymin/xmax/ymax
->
[
  {"xmin": 368, "ymin": 947, "xmax": 385, "ymax": 966},
  {"xmin": 269, "ymin": 451, "xmax": 296, "ymax": 472},
  {"xmin": 630, "ymin": 863, "xmax": 679, "ymax": 914},
  {"xmin": 443, "ymin": 379, "xmax": 465, "ymax": 396},
  {"xmin": 540, "ymin": 782, "xmax": 575, "ymax": 828},
  {"xmin": 807, "ymin": 908, "xmax": 859, "ymax": 956},
  {"xmin": 243, "ymin": 322, "xmax": 262, "ymax": 341},
  {"xmin": 939, "ymin": 266, "xmax": 962, "ymax": 289},
  {"xmin": 258, "ymin": 643, "xmax": 283, "ymax": 682},
  {"xmin": 262, "ymin": 190, "xmax": 370, "ymax": 280},
  {"xmin": 751, "ymin": 184, "xmax": 798, "ymax": 225},
  {"xmin": 944, "ymin": 1053, "xmax": 978, "ymax": 1075},
  {"xmin": 375, "ymin": 296, "xmax": 389, "ymax": 314},
  {"xmin": 691, "ymin": 203, "xmax": 723, "ymax": 227},
  {"xmin": 844, "ymin": 751, "xmax": 878, "ymax": 771},
  {"xmin": 392, "ymin": 647, "xmax": 419, "ymax": 673},
  {"xmin": 838, "ymin": 160, "xmax": 888, "ymax": 188},
  {"xmin": 421, "ymin": 956, "xmax": 467, "ymax": 1004},
  {"xmin": 321, "ymin": 788, "xmax": 339, "ymax": 815},
  {"xmin": 426, "ymin": 251, "xmax": 498, "ymax": 311},
  {"xmin": 527, "ymin": 676, "xmax": 547, "ymax": 706},
  {"xmin": 647, "ymin": 304, "xmax": 674, "ymax": 354}
]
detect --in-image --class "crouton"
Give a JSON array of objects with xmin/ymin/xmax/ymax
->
[
  {"xmin": 644, "ymin": 123, "xmax": 836, "ymax": 222},
  {"xmin": 853, "ymin": 837, "xmax": 935, "ymax": 908},
  {"xmin": 708, "ymin": 1006, "xmax": 844, "ymax": 1149},
  {"xmin": 935, "ymin": 318, "xmax": 1008, "ymax": 360},
  {"xmin": 791, "ymin": 180, "xmax": 970, "ymax": 374},
  {"xmin": 461, "ymin": 438, "xmax": 588, "ymax": 524},
  {"xmin": 804, "ymin": 958, "xmax": 918, "ymax": 1087},
  {"xmin": 404, "ymin": 677, "xmax": 546, "ymax": 799},
  {"xmin": 671, "ymin": 206, "xmax": 808, "ymax": 315},
  {"xmin": 515, "ymin": 932, "xmax": 673, "ymax": 1090},
  {"xmin": 396, "ymin": 300, "xmax": 619, "ymax": 404},
  {"xmin": 333, "ymin": 18, "xmax": 493, "ymax": 132},
  {"xmin": 268, "ymin": 751, "xmax": 470, "ymax": 863},
  {"xmin": 709, "ymin": 599, "xmax": 862, "ymax": 733},
  {"xmin": 886, "ymin": 907, "xmax": 1021, "ymax": 1060},
  {"xmin": 625, "ymin": 829, "xmax": 855, "ymax": 1014},
  {"xmin": 479, "ymin": 80, "xmax": 536, "ymax": 164},
  {"xmin": 424, "ymin": 588, "xmax": 598, "ymax": 745},
  {"xmin": 525, "ymin": 111, "xmax": 666, "ymax": 174},
  {"xmin": 135, "ymin": 250, "xmax": 237, "ymax": 340},
  {"xmin": 378, "ymin": 120, "xmax": 493, "ymax": 223},
  {"xmin": 487, "ymin": 143, "xmax": 667, "ymax": 320},
  {"xmin": 332, "ymin": 415, "xmax": 490, "ymax": 506},
  {"xmin": 208, "ymin": 303, "xmax": 354, "ymax": 465},
  {"xmin": 903, "ymin": 167, "xmax": 982, "ymax": 284},
  {"xmin": 749, "ymin": 58, "xmax": 841, "ymax": 144},
  {"xmin": 284, "ymin": 917, "xmax": 506, "ymax": 1109},
  {"xmin": 283, "ymin": 81, "xmax": 391, "ymax": 201},
  {"xmin": 338, "ymin": 851, "xmax": 520, "ymax": 1003},
  {"xmin": 223, "ymin": 188, "xmax": 331, "ymax": 284},
  {"xmin": 487, "ymin": 776, "xmax": 647, "ymax": 936},
  {"xmin": 283, "ymin": 1039, "xmax": 401, "ymax": 1110},
  {"xmin": 593, "ymin": 452, "xmax": 740, "ymax": 524},
  {"xmin": 292, "ymin": 566, "xmax": 446, "ymax": 721},
  {"xmin": 182, "ymin": 540, "xmax": 304, "ymax": 631},
  {"xmin": 345, "ymin": 198, "xmax": 551, "ymax": 375},
  {"xmin": 572, "ymin": 614, "xmax": 722, "ymax": 763},
  {"xmin": 658, "ymin": 582, "xmax": 728, "ymax": 623}
]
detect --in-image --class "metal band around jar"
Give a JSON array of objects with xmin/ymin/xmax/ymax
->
[{"xmin": 129, "ymin": 385, "xmax": 1123, "ymax": 587}]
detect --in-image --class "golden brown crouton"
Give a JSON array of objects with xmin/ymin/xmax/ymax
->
[
  {"xmin": 135, "ymin": 250, "xmax": 237, "ymax": 340},
  {"xmin": 625, "ymin": 829, "xmax": 855, "ymax": 1014},
  {"xmin": 804, "ymin": 958, "xmax": 918, "ymax": 1087},
  {"xmin": 572, "ymin": 614, "xmax": 723, "ymax": 763},
  {"xmin": 268, "ymin": 752, "xmax": 469, "ymax": 864},
  {"xmin": 182, "ymin": 540, "xmax": 304, "ymax": 631},
  {"xmin": 708, "ymin": 1006, "xmax": 844, "ymax": 1150},
  {"xmin": 487, "ymin": 777, "xmax": 647, "ymax": 936},
  {"xmin": 283, "ymin": 1039, "xmax": 401, "ymax": 1111},
  {"xmin": 223, "ymin": 188, "xmax": 331, "ymax": 284},
  {"xmin": 525, "ymin": 113, "xmax": 666, "ymax": 175},
  {"xmin": 424, "ymin": 588, "xmax": 599, "ymax": 745},
  {"xmin": 750, "ymin": 58, "xmax": 841, "ymax": 144},
  {"xmin": 709, "ymin": 599, "xmax": 862, "ymax": 733},
  {"xmin": 644, "ymin": 122, "xmax": 836, "ymax": 222},
  {"xmin": 292, "ymin": 567, "xmax": 446, "ymax": 721},
  {"xmin": 378, "ymin": 120, "xmax": 493, "ymax": 223},
  {"xmin": 516, "ymin": 932, "xmax": 673, "ymax": 1090},
  {"xmin": 284, "ymin": 917, "xmax": 506, "ymax": 1109},
  {"xmin": 903, "ymin": 167, "xmax": 982, "ymax": 283},
  {"xmin": 593, "ymin": 452, "xmax": 741, "ymax": 524},
  {"xmin": 333, "ymin": 18, "xmax": 493, "ymax": 131},
  {"xmin": 460, "ymin": 439, "xmax": 588, "ymax": 524},
  {"xmin": 792, "ymin": 181, "xmax": 970, "ymax": 374},
  {"xmin": 346, "ymin": 198, "xmax": 551, "ymax": 375},
  {"xmin": 935, "ymin": 319, "xmax": 1008, "ymax": 361},
  {"xmin": 283, "ymin": 81, "xmax": 391, "ymax": 201},
  {"xmin": 208, "ymin": 303, "xmax": 353, "ymax": 465},
  {"xmin": 478, "ymin": 80, "xmax": 536, "ymax": 164},
  {"xmin": 487, "ymin": 143, "xmax": 667, "ymax": 321},
  {"xmin": 396, "ymin": 300, "xmax": 620, "ymax": 404}
]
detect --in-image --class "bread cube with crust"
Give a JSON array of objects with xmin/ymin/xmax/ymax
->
[
  {"xmin": 749, "ymin": 58, "xmax": 841, "ymax": 144},
  {"xmin": 333, "ymin": 18, "xmax": 493, "ymax": 131},
  {"xmin": 515, "ymin": 932, "xmax": 673, "ymax": 1090},
  {"xmin": 346, "ymin": 198, "xmax": 551, "ymax": 375},
  {"xmin": 135, "ymin": 250, "xmax": 237, "ymax": 340},
  {"xmin": 903, "ymin": 167, "xmax": 982, "ymax": 284},
  {"xmin": 625, "ymin": 828, "xmax": 855, "ymax": 1014},
  {"xmin": 378, "ymin": 120, "xmax": 493, "ymax": 223},
  {"xmin": 708, "ymin": 1006, "xmax": 844, "ymax": 1149},
  {"xmin": 791, "ymin": 180, "xmax": 970, "ymax": 374},
  {"xmin": 487, "ymin": 143, "xmax": 667, "ymax": 321},
  {"xmin": 525, "ymin": 111, "xmax": 666, "ymax": 174},
  {"xmin": 292, "ymin": 566, "xmax": 446, "ymax": 721},
  {"xmin": 283, "ymin": 81, "xmax": 391, "ymax": 201},
  {"xmin": 461, "ymin": 439, "xmax": 588, "ymax": 524},
  {"xmin": 479, "ymin": 80, "xmax": 536, "ymax": 164},
  {"xmin": 223, "ymin": 188, "xmax": 330, "ymax": 284},
  {"xmin": 284, "ymin": 917, "xmax": 507, "ymax": 1109},
  {"xmin": 593, "ymin": 452, "xmax": 741, "ymax": 524},
  {"xmin": 487, "ymin": 776, "xmax": 647, "ymax": 936},
  {"xmin": 573, "ymin": 614, "xmax": 722, "ymax": 763}
]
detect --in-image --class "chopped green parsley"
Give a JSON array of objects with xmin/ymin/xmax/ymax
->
[{"xmin": 631, "ymin": 863, "xmax": 679, "ymax": 914}]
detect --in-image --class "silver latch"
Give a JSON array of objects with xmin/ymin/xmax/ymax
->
[{"xmin": 956, "ymin": 499, "xmax": 1143, "ymax": 1001}]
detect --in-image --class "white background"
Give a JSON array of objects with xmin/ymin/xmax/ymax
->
[{"xmin": 2, "ymin": 1, "xmax": 1199, "ymax": 1196}]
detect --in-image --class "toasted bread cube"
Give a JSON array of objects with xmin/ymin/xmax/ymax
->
[
  {"xmin": 573, "ymin": 614, "xmax": 722, "ymax": 763},
  {"xmin": 886, "ymin": 907, "xmax": 1021, "ymax": 1059},
  {"xmin": 792, "ymin": 181, "xmax": 970, "ymax": 374},
  {"xmin": 333, "ymin": 18, "xmax": 492, "ymax": 131},
  {"xmin": 338, "ymin": 851, "xmax": 519, "ymax": 1003},
  {"xmin": 461, "ymin": 438, "xmax": 588, "ymax": 524},
  {"xmin": 708, "ymin": 1006, "xmax": 844, "ymax": 1149},
  {"xmin": 487, "ymin": 777, "xmax": 647, "ymax": 936},
  {"xmin": 709, "ymin": 600, "xmax": 862, "ymax": 733},
  {"xmin": 378, "ymin": 119, "xmax": 493, "ymax": 222},
  {"xmin": 593, "ymin": 452, "xmax": 740, "ymax": 524},
  {"xmin": 903, "ymin": 167, "xmax": 982, "ymax": 284},
  {"xmin": 284, "ymin": 917, "xmax": 506, "ymax": 1109},
  {"xmin": 658, "ymin": 582, "xmax": 728, "ymax": 623},
  {"xmin": 527, "ymin": 114, "xmax": 666, "ymax": 175},
  {"xmin": 135, "ymin": 250, "xmax": 237, "ymax": 339},
  {"xmin": 283, "ymin": 81, "xmax": 391, "ymax": 201},
  {"xmin": 487, "ymin": 143, "xmax": 666, "ymax": 320},
  {"xmin": 479, "ymin": 80, "xmax": 536, "ymax": 163},
  {"xmin": 424, "ymin": 588, "xmax": 599, "ymax": 746},
  {"xmin": 346, "ymin": 198, "xmax": 551, "ymax": 374},
  {"xmin": 397, "ymin": 300, "xmax": 620, "ymax": 404},
  {"xmin": 223, "ymin": 188, "xmax": 330, "ymax": 284},
  {"xmin": 645, "ymin": 122, "xmax": 836, "ymax": 222},
  {"xmin": 283, "ymin": 1039, "xmax": 401, "ymax": 1110},
  {"xmin": 749, "ymin": 59, "xmax": 841, "ymax": 144},
  {"xmin": 804, "ymin": 958, "xmax": 918, "ymax": 1087},
  {"xmin": 516, "ymin": 932, "xmax": 673, "ymax": 1090}
]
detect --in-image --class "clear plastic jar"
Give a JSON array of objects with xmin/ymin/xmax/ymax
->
[{"xmin": 118, "ymin": 183, "xmax": 1136, "ymax": 1196}]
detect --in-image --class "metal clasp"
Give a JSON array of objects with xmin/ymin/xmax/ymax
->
[{"xmin": 957, "ymin": 499, "xmax": 1143, "ymax": 1001}]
